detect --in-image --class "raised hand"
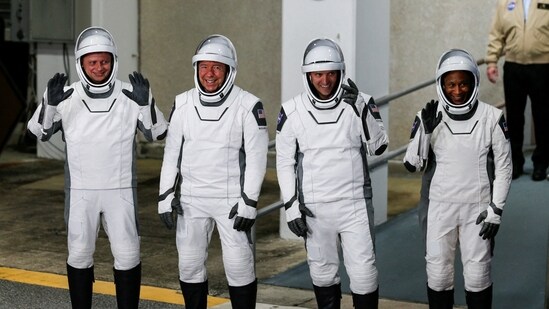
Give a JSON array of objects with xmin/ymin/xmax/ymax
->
[
  {"xmin": 341, "ymin": 78, "xmax": 361, "ymax": 116},
  {"xmin": 122, "ymin": 71, "xmax": 150, "ymax": 106},
  {"xmin": 47, "ymin": 73, "xmax": 73, "ymax": 106},
  {"xmin": 421, "ymin": 100, "xmax": 442, "ymax": 134}
]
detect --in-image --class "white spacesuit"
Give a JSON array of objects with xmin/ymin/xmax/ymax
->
[
  {"xmin": 27, "ymin": 27, "xmax": 168, "ymax": 309},
  {"xmin": 276, "ymin": 38, "xmax": 388, "ymax": 309},
  {"xmin": 158, "ymin": 34, "xmax": 268, "ymax": 309},
  {"xmin": 403, "ymin": 49, "xmax": 512, "ymax": 308}
]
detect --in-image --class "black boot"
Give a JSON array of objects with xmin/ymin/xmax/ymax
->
[
  {"xmin": 180, "ymin": 280, "xmax": 208, "ymax": 309},
  {"xmin": 427, "ymin": 285, "xmax": 454, "ymax": 309},
  {"xmin": 228, "ymin": 279, "xmax": 257, "ymax": 309},
  {"xmin": 313, "ymin": 283, "xmax": 342, "ymax": 309},
  {"xmin": 113, "ymin": 263, "xmax": 141, "ymax": 309},
  {"xmin": 67, "ymin": 264, "xmax": 94, "ymax": 309},
  {"xmin": 352, "ymin": 287, "xmax": 379, "ymax": 308},
  {"xmin": 465, "ymin": 285, "xmax": 492, "ymax": 309}
]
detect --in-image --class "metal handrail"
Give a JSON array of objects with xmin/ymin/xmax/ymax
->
[{"xmin": 258, "ymin": 58, "xmax": 487, "ymax": 219}]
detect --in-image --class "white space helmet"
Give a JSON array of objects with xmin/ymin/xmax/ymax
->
[
  {"xmin": 436, "ymin": 49, "xmax": 479, "ymax": 115},
  {"xmin": 301, "ymin": 38, "xmax": 346, "ymax": 108},
  {"xmin": 75, "ymin": 27, "xmax": 118, "ymax": 94},
  {"xmin": 192, "ymin": 34, "xmax": 237, "ymax": 104}
]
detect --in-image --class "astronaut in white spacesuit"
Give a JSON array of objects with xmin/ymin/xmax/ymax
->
[
  {"xmin": 403, "ymin": 49, "xmax": 512, "ymax": 308},
  {"xmin": 275, "ymin": 38, "xmax": 388, "ymax": 309},
  {"xmin": 157, "ymin": 34, "xmax": 268, "ymax": 309},
  {"xmin": 27, "ymin": 26, "xmax": 168, "ymax": 309}
]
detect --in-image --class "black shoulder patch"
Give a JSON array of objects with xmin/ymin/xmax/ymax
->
[
  {"xmin": 410, "ymin": 115, "xmax": 421, "ymax": 139},
  {"xmin": 498, "ymin": 114, "xmax": 509, "ymax": 140},
  {"xmin": 276, "ymin": 107, "xmax": 287, "ymax": 132},
  {"xmin": 252, "ymin": 101, "xmax": 267, "ymax": 128}
]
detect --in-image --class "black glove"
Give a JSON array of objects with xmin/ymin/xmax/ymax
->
[
  {"xmin": 159, "ymin": 198, "xmax": 183, "ymax": 230},
  {"xmin": 341, "ymin": 78, "xmax": 360, "ymax": 116},
  {"xmin": 122, "ymin": 71, "xmax": 150, "ymax": 106},
  {"xmin": 287, "ymin": 204, "xmax": 314, "ymax": 238},
  {"xmin": 228, "ymin": 201, "xmax": 256, "ymax": 232},
  {"xmin": 47, "ymin": 73, "xmax": 74, "ymax": 106},
  {"xmin": 341, "ymin": 78, "xmax": 359, "ymax": 105},
  {"xmin": 421, "ymin": 100, "xmax": 442, "ymax": 134},
  {"xmin": 475, "ymin": 210, "xmax": 500, "ymax": 240}
]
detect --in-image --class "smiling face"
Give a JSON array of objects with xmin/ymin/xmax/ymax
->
[
  {"xmin": 442, "ymin": 70, "xmax": 473, "ymax": 105},
  {"xmin": 197, "ymin": 61, "xmax": 227, "ymax": 93},
  {"xmin": 309, "ymin": 70, "xmax": 339, "ymax": 100},
  {"xmin": 81, "ymin": 52, "xmax": 113, "ymax": 84}
]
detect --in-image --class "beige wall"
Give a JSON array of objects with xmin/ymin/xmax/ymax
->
[
  {"xmin": 139, "ymin": 0, "xmax": 282, "ymax": 139},
  {"xmin": 389, "ymin": 0, "xmax": 504, "ymax": 148},
  {"xmin": 139, "ymin": 0, "xmax": 506, "ymax": 148}
]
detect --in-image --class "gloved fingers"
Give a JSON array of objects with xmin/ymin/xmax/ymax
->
[
  {"xmin": 124, "ymin": 71, "xmax": 150, "ymax": 106},
  {"xmin": 243, "ymin": 218, "xmax": 255, "ymax": 231},
  {"xmin": 48, "ymin": 73, "xmax": 63, "ymax": 89},
  {"xmin": 130, "ymin": 71, "xmax": 149, "ymax": 88},
  {"xmin": 159, "ymin": 212, "xmax": 174, "ymax": 230},
  {"xmin": 62, "ymin": 88, "xmax": 74, "ymax": 101},
  {"xmin": 483, "ymin": 223, "xmax": 499, "ymax": 239},
  {"xmin": 299, "ymin": 205, "xmax": 314, "ymax": 217},
  {"xmin": 288, "ymin": 221, "xmax": 298, "ymax": 237},
  {"xmin": 423, "ymin": 100, "xmax": 437, "ymax": 115},
  {"xmin": 128, "ymin": 72, "xmax": 137, "ymax": 86},
  {"xmin": 435, "ymin": 111, "xmax": 442, "ymax": 123},
  {"xmin": 479, "ymin": 222, "xmax": 499, "ymax": 239},
  {"xmin": 171, "ymin": 198, "xmax": 183, "ymax": 215},
  {"xmin": 479, "ymin": 223, "xmax": 489, "ymax": 239},
  {"xmin": 296, "ymin": 219, "xmax": 308, "ymax": 237},
  {"xmin": 347, "ymin": 78, "xmax": 358, "ymax": 91},
  {"xmin": 476, "ymin": 210, "xmax": 487, "ymax": 225},
  {"xmin": 48, "ymin": 73, "xmax": 72, "ymax": 105},
  {"xmin": 427, "ymin": 99, "xmax": 438, "ymax": 109},
  {"xmin": 233, "ymin": 216, "xmax": 243, "ymax": 230},
  {"xmin": 288, "ymin": 219, "xmax": 308, "ymax": 237},
  {"xmin": 490, "ymin": 224, "xmax": 500, "ymax": 238},
  {"xmin": 341, "ymin": 84, "xmax": 353, "ymax": 92},
  {"xmin": 175, "ymin": 204, "xmax": 183, "ymax": 215},
  {"xmin": 228, "ymin": 204, "xmax": 238, "ymax": 219},
  {"xmin": 47, "ymin": 73, "xmax": 58, "ymax": 88},
  {"xmin": 235, "ymin": 218, "xmax": 255, "ymax": 232},
  {"xmin": 288, "ymin": 221, "xmax": 302, "ymax": 237},
  {"xmin": 121, "ymin": 89, "xmax": 131, "ymax": 99},
  {"xmin": 342, "ymin": 93, "xmax": 357, "ymax": 103},
  {"xmin": 141, "ymin": 74, "xmax": 150, "ymax": 89}
]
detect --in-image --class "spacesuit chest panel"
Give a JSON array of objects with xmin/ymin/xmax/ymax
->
[
  {"xmin": 429, "ymin": 104, "xmax": 492, "ymax": 203},
  {"xmin": 178, "ymin": 88, "xmax": 247, "ymax": 197},
  {"xmin": 193, "ymin": 89, "xmax": 237, "ymax": 121},
  {"xmin": 74, "ymin": 82, "xmax": 120, "ymax": 112},
  {"xmin": 61, "ymin": 82, "xmax": 139, "ymax": 189},
  {"xmin": 186, "ymin": 88, "xmax": 242, "ymax": 146},
  {"xmin": 292, "ymin": 94, "xmax": 365, "ymax": 202}
]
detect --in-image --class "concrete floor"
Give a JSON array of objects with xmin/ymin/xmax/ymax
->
[{"xmin": 0, "ymin": 145, "xmax": 438, "ymax": 308}]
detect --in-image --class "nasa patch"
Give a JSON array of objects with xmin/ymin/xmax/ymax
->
[{"xmin": 276, "ymin": 108, "xmax": 287, "ymax": 132}]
